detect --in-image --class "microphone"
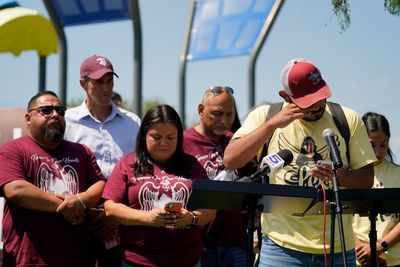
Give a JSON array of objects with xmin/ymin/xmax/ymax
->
[
  {"xmin": 237, "ymin": 149, "xmax": 293, "ymax": 183},
  {"xmin": 322, "ymin": 128, "xmax": 343, "ymax": 169}
]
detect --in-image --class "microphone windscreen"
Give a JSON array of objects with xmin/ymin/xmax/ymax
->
[
  {"xmin": 277, "ymin": 149, "xmax": 293, "ymax": 166},
  {"xmin": 322, "ymin": 128, "xmax": 334, "ymax": 138}
]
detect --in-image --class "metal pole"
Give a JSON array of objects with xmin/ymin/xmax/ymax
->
[
  {"xmin": 38, "ymin": 55, "xmax": 46, "ymax": 91},
  {"xmin": 248, "ymin": 0, "xmax": 285, "ymax": 109},
  {"xmin": 42, "ymin": 0, "xmax": 67, "ymax": 105},
  {"xmin": 131, "ymin": 0, "xmax": 142, "ymax": 117},
  {"xmin": 178, "ymin": 0, "xmax": 196, "ymax": 128}
]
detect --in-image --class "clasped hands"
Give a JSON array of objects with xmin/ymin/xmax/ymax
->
[{"xmin": 55, "ymin": 194, "xmax": 86, "ymax": 225}]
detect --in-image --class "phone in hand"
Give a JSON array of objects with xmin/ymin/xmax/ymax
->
[
  {"xmin": 317, "ymin": 160, "xmax": 333, "ymax": 169},
  {"xmin": 164, "ymin": 202, "xmax": 183, "ymax": 213}
]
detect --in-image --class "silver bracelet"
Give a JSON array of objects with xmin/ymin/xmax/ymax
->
[{"xmin": 76, "ymin": 194, "xmax": 87, "ymax": 210}]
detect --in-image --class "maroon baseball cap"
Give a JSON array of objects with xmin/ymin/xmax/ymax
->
[
  {"xmin": 80, "ymin": 55, "xmax": 119, "ymax": 79},
  {"xmin": 280, "ymin": 59, "xmax": 331, "ymax": 109}
]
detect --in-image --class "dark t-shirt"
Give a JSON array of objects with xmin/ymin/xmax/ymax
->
[
  {"xmin": 183, "ymin": 127, "xmax": 248, "ymax": 248},
  {"xmin": 0, "ymin": 136, "xmax": 105, "ymax": 267},
  {"xmin": 102, "ymin": 152, "xmax": 208, "ymax": 267}
]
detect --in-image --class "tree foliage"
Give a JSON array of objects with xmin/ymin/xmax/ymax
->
[{"xmin": 332, "ymin": 0, "xmax": 400, "ymax": 31}]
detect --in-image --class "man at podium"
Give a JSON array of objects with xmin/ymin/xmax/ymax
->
[{"xmin": 224, "ymin": 58, "xmax": 376, "ymax": 266}]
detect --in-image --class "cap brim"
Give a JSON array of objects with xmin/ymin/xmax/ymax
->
[
  {"xmin": 290, "ymin": 85, "xmax": 332, "ymax": 109},
  {"xmin": 87, "ymin": 69, "xmax": 119, "ymax": 79}
]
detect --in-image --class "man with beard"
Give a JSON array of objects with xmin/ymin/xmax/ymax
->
[
  {"xmin": 183, "ymin": 87, "xmax": 255, "ymax": 267},
  {"xmin": 64, "ymin": 55, "xmax": 141, "ymax": 267},
  {"xmin": 0, "ymin": 91, "xmax": 106, "ymax": 267},
  {"xmin": 224, "ymin": 58, "xmax": 376, "ymax": 266}
]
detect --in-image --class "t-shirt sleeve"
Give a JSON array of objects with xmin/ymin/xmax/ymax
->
[
  {"xmin": 185, "ymin": 154, "xmax": 208, "ymax": 180},
  {"xmin": 102, "ymin": 157, "xmax": 129, "ymax": 203},
  {"xmin": 232, "ymin": 105, "xmax": 269, "ymax": 140},
  {"xmin": 0, "ymin": 141, "xmax": 27, "ymax": 192},
  {"xmin": 232, "ymin": 105, "xmax": 270, "ymax": 160},
  {"xmin": 344, "ymin": 107, "xmax": 376, "ymax": 169}
]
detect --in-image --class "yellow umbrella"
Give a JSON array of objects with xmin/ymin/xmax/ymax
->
[{"xmin": 0, "ymin": 6, "xmax": 58, "ymax": 56}]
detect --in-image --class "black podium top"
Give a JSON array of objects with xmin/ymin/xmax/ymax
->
[{"xmin": 187, "ymin": 179, "xmax": 400, "ymax": 216}]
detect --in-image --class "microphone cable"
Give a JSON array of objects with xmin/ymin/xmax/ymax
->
[
  {"xmin": 321, "ymin": 182, "xmax": 328, "ymax": 267},
  {"xmin": 314, "ymin": 181, "xmax": 328, "ymax": 267}
]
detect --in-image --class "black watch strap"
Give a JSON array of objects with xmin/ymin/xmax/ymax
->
[
  {"xmin": 380, "ymin": 240, "xmax": 389, "ymax": 252},
  {"xmin": 191, "ymin": 212, "xmax": 199, "ymax": 226}
]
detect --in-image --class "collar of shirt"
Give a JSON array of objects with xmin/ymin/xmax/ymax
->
[{"xmin": 75, "ymin": 101, "xmax": 123, "ymax": 123}]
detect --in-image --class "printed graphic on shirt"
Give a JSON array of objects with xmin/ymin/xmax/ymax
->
[
  {"xmin": 32, "ymin": 154, "xmax": 80, "ymax": 195},
  {"xmin": 276, "ymin": 133, "xmax": 336, "ymax": 187},
  {"xmin": 196, "ymin": 148, "xmax": 237, "ymax": 181},
  {"xmin": 295, "ymin": 136, "xmax": 323, "ymax": 166},
  {"xmin": 136, "ymin": 174, "xmax": 191, "ymax": 211}
]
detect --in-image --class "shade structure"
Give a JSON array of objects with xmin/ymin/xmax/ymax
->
[{"xmin": 0, "ymin": 6, "xmax": 58, "ymax": 56}]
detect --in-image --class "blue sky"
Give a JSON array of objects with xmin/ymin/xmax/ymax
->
[{"xmin": 2, "ymin": 0, "xmax": 400, "ymax": 161}]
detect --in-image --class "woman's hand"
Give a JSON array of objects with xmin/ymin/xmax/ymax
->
[
  {"xmin": 148, "ymin": 208, "xmax": 178, "ymax": 228},
  {"xmin": 355, "ymin": 242, "xmax": 371, "ymax": 266},
  {"xmin": 148, "ymin": 208, "xmax": 193, "ymax": 228}
]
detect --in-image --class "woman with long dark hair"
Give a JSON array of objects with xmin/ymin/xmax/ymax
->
[
  {"xmin": 353, "ymin": 112, "xmax": 400, "ymax": 267},
  {"xmin": 103, "ymin": 104, "xmax": 216, "ymax": 267}
]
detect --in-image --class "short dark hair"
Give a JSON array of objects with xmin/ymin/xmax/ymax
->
[
  {"xmin": 27, "ymin": 91, "xmax": 60, "ymax": 111},
  {"xmin": 134, "ymin": 104, "xmax": 185, "ymax": 176},
  {"xmin": 362, "ymin": 112, "xmax": 395, "ymax": 163},
  {"xmin": 111, "ymin": 92, "xmax": 122, "ymax": 102}
]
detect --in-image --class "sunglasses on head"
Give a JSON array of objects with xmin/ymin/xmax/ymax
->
[
  {"xmin": 28, "ymin": 105, "xmax": 67, "ymax": 117},
  {"xmin": 207, "ymin": 86, "xmax": 234, "ymax": 96}
]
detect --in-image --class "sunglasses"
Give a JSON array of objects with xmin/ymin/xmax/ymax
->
[
  {"xmin": 207, "ymin": 86, "xmax": 234, "ymax": 96},
  {"xmin": 28, "ymin": 105, "xmax": 67, "ymax": 117}
]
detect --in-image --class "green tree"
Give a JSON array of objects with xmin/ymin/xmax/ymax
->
[
  {"xmin": 67, "ymin": 97, "xmax": 84, "ymax": 108},
  {"xmin": 142, "ymin": 98, "xmax": 164, "ymax": 115},
  {"xmin": 332, "ymin": 0, "xmax": 400, "ymax": 31}
]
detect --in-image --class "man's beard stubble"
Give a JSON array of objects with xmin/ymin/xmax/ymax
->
[
  {"xmin": 303, "ymin": 107, "xmax": 325, "ymax": 122},
  {"xmin": 44, "ymin": 124, "xmax": 65, "ymax": 144}
]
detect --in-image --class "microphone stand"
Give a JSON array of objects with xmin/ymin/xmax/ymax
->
[
  {"xmin": 238, "ymin": 172, "xmax": 266, "ymax": 267},
  {"xmin": 329, "ymin": 168, "xmax": 348, "ymax": 267}
]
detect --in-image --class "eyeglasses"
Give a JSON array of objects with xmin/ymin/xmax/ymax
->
[
  {"xmin": 207, "ymin": 86, "xmax": 234, "ymax": 97},
  {"xmin": 28, "ymin": 105, "xmax": 67, "ymax": 117}
]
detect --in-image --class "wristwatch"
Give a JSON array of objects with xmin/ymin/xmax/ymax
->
[
  {"xmin": 191, "ymin": 212, "xmax": 199, "ymax": 226},
  {"xmin": 380, "ymin": 240, "xmax": 389, "ymax": 252}
]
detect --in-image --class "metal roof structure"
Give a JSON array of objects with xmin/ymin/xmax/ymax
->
[
  {"xmin": 42, "ymin": 0, "xmax": 142, "ymax": 116},
  {"xmin": 179, "ymin": 0, "xmax": 285, "ymax": 126}
]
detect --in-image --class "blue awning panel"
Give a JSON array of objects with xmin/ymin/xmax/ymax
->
[
  {"xmin": 188, "ymin": 0, "xmax": 276, "ymax": 61},
  {"xmin": 49, "ymin": 0, "xmax": 132, "ymax": 26}
]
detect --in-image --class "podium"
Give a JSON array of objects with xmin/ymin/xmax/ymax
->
[
  {"xmin": 187, "ymin": 179, "xmax": 321, "ymax": 267},
  {"xmin": 187, "ymin": 179, "xmax": 400, "ymax": 267}
]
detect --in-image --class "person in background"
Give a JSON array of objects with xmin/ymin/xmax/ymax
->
[
  {"xmin": 64, "ymin": 55, "xmax": 141, "ymax": 267},
  {"xmin": 353, "ymin": 112, "xmax": 400, "ymax": 267},
  {"xmin": 183, "ymin": 86, "xmax": 255, "ymax": 267},
  {"xmin": 103, "ymin": 104, "xmax": 216, "ymax": 267},
  {"xmin": 0, "ymin": 91, "xmax": 105, "ymax": 267},
  {"xmin": 112, "ymin": 91, "xmax": 124, "ymax": 108},
  {"xmin": 224, "ymin": 58, "xmax": 376, "ymax": 267},
  {"xmin": 231, "ymin": 98, "xmax": 242, "ymax": 133}
]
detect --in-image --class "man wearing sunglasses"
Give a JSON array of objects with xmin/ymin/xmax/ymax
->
[
  {"xmin": 0, "ymin": 91, "xmax": 106, "ymax": 267},
  {"xmin": 64, "ymin": 55, "xmax": 141, "ymax": 266},
  {"xmin": 224, "ymin": 59, "xmax": 376, "ymax": 267},
  {"xmin": 183, "ymin": 87, "xmax": 256, "ymax": 267}
]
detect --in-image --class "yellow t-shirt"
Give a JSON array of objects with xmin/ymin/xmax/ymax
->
[
  {"xmin": 233, "ymin": 102, "xmax": 376, "ymax": 254},
  {"xmin": 353, "ymin": 160, "xmax": 400, "ymax": 266}
]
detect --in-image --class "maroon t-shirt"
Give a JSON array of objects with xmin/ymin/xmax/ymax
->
[
  {"xmin": 102, "ymin": 152, "xmax": 208, "ymax": 267},
  {"xmin": 183, "ymin": 127, "xmax": 248, "ymax": 248},
  {"xmin": 0, "ymin": 136, "xmax": 105, "ymax": 267}
]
